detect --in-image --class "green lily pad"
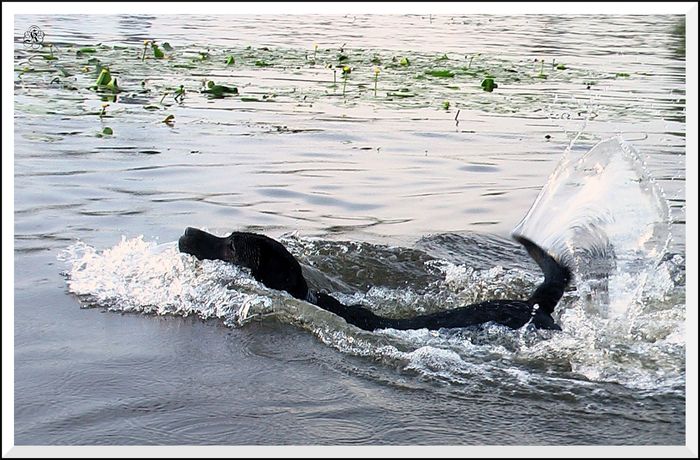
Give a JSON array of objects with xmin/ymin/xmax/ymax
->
[
  {"xmin": 399, "ymin": 57, "xmax": 410, "ymax": 66},
  {"xmin": 152, "ymin": 45, "xmax": 164, "ymax": 59},
  {"xmin": 162, "ymin": 42, "xmax": 174, "ymax": 51},
  {"xmin": 102, "ymin": 127, "xmax": 113, "ymax": 135},
  {"xmin": 425, "ymin": 69, "xmax": 454, "ymax": 78},
  {"xmin": 204, "ymin": 80, "xmax": 239, "ymax": 97},
  {"xmin": 95, "ymin": 68, "xmax": 111, "ymax": 86},
  {"xmin": 480, "ymin": 77, "xmax": 498, "ymax": 92},
  {"xmin": 105, "ymin": 77, "xmax": 119, "ymax": 92}
]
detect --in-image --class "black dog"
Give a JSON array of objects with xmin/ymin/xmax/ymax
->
[{"xmin": 178, "ymin": 227, "xmax": 571, "ymax": 331}]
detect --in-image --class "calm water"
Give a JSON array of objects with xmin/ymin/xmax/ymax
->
[{"xmin": 13, "ymin": 14, "xmax": 686, "ymax": 446}]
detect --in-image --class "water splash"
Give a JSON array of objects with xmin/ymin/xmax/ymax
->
[
  {"xmin": 58, "ymin": 236, "xmax": 274, "ymax": 327},
  {"xmin": 512, "ymin": 137, "xmax": 672, "ymax": 318},
  {"xmin": 58, "ymin": 232, "xmax": 684, "ymax": 395}
]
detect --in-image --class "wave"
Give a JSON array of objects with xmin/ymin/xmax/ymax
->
[{"xmin": 59, "ymin": 231, "xmax": 685, "ymax": 396}]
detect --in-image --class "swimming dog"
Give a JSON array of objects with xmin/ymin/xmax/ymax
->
[{"xmin": 178, "ymin": 227, "xmax": 571, "ymax": 331}]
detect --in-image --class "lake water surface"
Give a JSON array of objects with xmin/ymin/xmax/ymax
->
[{"xmin": 12, "ymin": 14, "xmax": 687, "ymax": 448}]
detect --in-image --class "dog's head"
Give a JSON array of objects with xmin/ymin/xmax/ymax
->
[{"xmin": 178, "ymin": 227, "xmax": 236, "ymax": 263}]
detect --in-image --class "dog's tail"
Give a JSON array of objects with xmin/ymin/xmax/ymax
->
[{"xmin": 513, "ymin": 235, "xmax": 572, "ymax": 315}]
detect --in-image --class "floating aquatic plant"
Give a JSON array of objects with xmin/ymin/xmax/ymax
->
[
  {"xmin": 442, "ymin": 100, "xmax": 450, "ymax": 110},
  {"xmin": 41, "ymin": 44, "xmax": 58, "ymax": 61},
  {"xmin": 94, "ymin": 67, "xmax": 118, "ymax": 92},
  {"xmin": 425, "ymin": 69, "xmax": 454, "ymax": 78},
  {"xmin": 163, "ymin": 114, "xmax": 175, "ymax": 126},
  {"xmin": 480, "ymin": 77, "xmax": 498, "ymax": 92},
  {"xmin": 152, "ymin": 42, "xmax": 165, "ymax": 59},
  {"xmin": 141, "ymin": 40, "xmax": 150, "ymax": 61},
  {"xmin": 466, "ymin": 54, "xmax": 475, "ymax": 69},
  {"xmin": 342, "ymin": 65, "xmax": 351, "ymax": 98},
  {"xmin": 203, "ymin": 80, "xmax": 238, "ymax": 98},
  {"xmin": 95, "ymin": 68, "xmax": 111, "ymax": 86},
  {"xmin": 374, "ymin": 66, "xmax": 380, "ymax": 97},
  {"xmin": 162, "ymin": 42, "xmax": 173, "ymax": 51},
  {"xmin": 225, "ymin": 55, "xmax": 235, "ymax": 66},
  {"xmin": 535, "ymin": 59, "xmax": 547, "ymax": 79},
  {"xmin": 76, "ymin": 47, "xmax": 96, "ymax": 57},
  {"xmin": 99, "ymin": 103, "xmax": 109, "ymax": 118},
  {"xmin": 102, "ymin": 126, "xmax": 113, "ymax": 135},
  {"xmin": 399, "ymin": 56, "xmax": 410, "ymax": 66},
  {"xmin": 174, "ymin": 85, "xmax": 185, "ymax": 102}
]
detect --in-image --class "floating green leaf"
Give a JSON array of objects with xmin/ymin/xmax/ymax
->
[
  {"xmin": 106, "ymin": 77, "xmax": 119, "ymax": 92},
  {"xmin": 174, "ymin": 85, "xmax": 185, "ymax": 102},
  {"xmin": 225, "ymin": 55, "xmax": 235, "ymax": 66},
  {"xmin": 425, "ymin": 69, "xmax": 454, "ymax": 78},
  {"xmin": 480, "ymin": 77, "xmax": 498, "ymax": 92},
  {"xmin": 77, "ymin": 47, "xmax": 97, "ymax": 55},
  {"xmin": 399, "ymin": 56, "xmax": 410, "ymax": 66},
  {"xmin": 556, "ymin": 63, "xmax": 567, "ymax": 70},
  {"xmin": 442, "ymin": 101, "xmax": 450, "ymax": 110},
  {"xmin": 204, "ymin": 80, "xmax": 239, "ymax": 97},
  {"xmin": 102, "ymin": 127, "xmax": 113, "ymax": 135},
  {"xmin": 255, "ymin": 60, "xmax": 271, "ymax": 67},
  {"xmin": 615, "ymin": 72, "xmax": 630, "ymax": 78},
  {"xmin": 152, "ymin": 44, "xmax": 164, "ymax": 59},
  {"xmin": 163, "ymin": 115, "xmax": 175, "ymax": 125},
  {"xmin": 95, "ymin": 68, "xmax": 111, "ymax": 86},
  {"xmin": 162, "ymin": 42, "xmax": 173, "ymax": 51}
]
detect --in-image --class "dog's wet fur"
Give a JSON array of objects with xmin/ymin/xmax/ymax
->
[{"xmin": 178, "ymin": 227, "xmax": 571, "ymax": 331}]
